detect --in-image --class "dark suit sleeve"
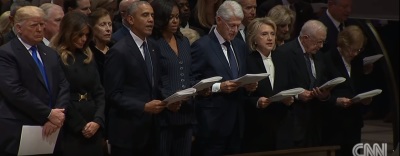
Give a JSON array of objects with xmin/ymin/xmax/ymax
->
[
  {"xmin": 104, "ymin": 47, "xmax": 146, "ymax": 114},
  {"xmin": 0, "ymin": 49, "xmax": 51, "ymax": 124},
  {"xmin": 190, "ymin": 40, "xmax": 207, "ymax": 83}
]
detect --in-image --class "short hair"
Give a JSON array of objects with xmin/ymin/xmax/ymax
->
[
  {"xmin": 88, "ymin": 8, "xmax": 110, "ymax": 27},
  {"xmin": 40, "ymin": 3, "xmax": 62, "ymax": 19},
  {"xmin": 127, "ymin": 1, "xmax": 149, "ymax": 15},
  {"xmin": 119, "ymin": 0, "xmax": 138, "ymax": 13},
  {"xmin": 180, "ymin": 28, "xmax": 200, "ymax": 45},
  {"xmin": 151, "ymin": 0, "xmax": 182, "ymax": 39},
  {"xmin": 14, "ymin": 6, "xmax": 45, "ymax": 25},
  {"xmin": 267, "ymin": 5, "xmax": 295, "ymax": 28},
  {"xmin": 51, "ymin": 11, "xmax": 93, "ymax": 65},
  {"xmin": 299, "ymin": 20, "xmax": 327, "ymax": 37},
  {"xmin": 216, "ymin": 1, "xmax": 244, "ymax": 21},
  {"xmin": 337, "ymin": 25, "xmax": 366, "ymax": 49},
  {"xmin": 246, "ymin": 17, "xmax": 277, "ymax": 51}
]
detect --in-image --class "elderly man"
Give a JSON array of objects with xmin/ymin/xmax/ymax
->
[
  {"xmin": 232, "ymin": 0, "xmax": 257, "ymax": 42},
  {"xmin": 64, "ymin": 0, "xmax": 91, "ymax": 15},
  {"xmin": 191, "ymin": 1, "xmax": 257, "ymax": 155},
  {"xmin": 40, "ymin": 3, "xmax": 64, "ymax": 46},
  {"xmin": 275, "ymin": 20, "xmax": 331, "ymax": 147},
  {"xmin": 111, "ymin": 0, "xmax": 138, "ymax": 42},
  {"xmin": 0, "ymin": 6, "xmax": 69, "ymax": 155},
  {"xmin": 104, "ymin": 1, "xmax": 166, "ymax": 155}
]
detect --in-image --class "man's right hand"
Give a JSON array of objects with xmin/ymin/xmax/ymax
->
[
  {"xmin": 144, "ymin": 100, "xmax": 166, "ymax": 114},
  {"xmin": 48, "ymin": 108, "xmax": 65, "ymax": 127},
  {"xmin": 220, "ymin": 81, "xmax": 240, "ymax": 93}
]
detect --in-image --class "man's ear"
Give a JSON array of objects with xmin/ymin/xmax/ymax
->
[
  {"xmin": 14, "ymin": 23, "xmax": 22, "ymax": 34},
  {"xmin": 127, "ymin": 15, "xmax": 134, "ymax": 25}
]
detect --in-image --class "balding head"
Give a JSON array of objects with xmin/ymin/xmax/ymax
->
[
  {"xmin": 14, "ymin": 6, "xmax": 45, "ymax": 45},
  {"xmin": 299, "ymin": 20, "xmax": 327, "ymax": 54}
]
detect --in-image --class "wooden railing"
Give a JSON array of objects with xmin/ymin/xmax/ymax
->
[{"xmin": 227, "ymin": 146, "xmax": 340, "ymax": 156}]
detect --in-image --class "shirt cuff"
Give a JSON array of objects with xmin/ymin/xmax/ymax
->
[{"xmin": 212, "ymin": 83, "xmax": 221, "ymax": 93}]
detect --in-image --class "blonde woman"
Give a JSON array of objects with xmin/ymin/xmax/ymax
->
[{"xmin": 51, "ymin": 11, "xmax": 105, "ymax": 156}]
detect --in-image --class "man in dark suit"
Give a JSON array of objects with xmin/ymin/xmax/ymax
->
[
  {"xmin": 232, "ymin": 0, "xmax": 257, "ymax": 42},
  {"xmin": 257, "ymin": 0, "xmax": 315, "ymax": 38},
  {"xmin": 191, "ymin": 1, "xmax": 257, "ymax": 155},
  {"xmin": 111, "ymin": 0, "xmax": 138, "ymax": 43},
  {"xmin": 318, "ymin": 0, "xmax": 352, "ymax": 52},
  {"xmin": 0, "ymin": 6, "xmax": 69, "ymax": 155},
  {"xmin": 275, "ymin": 20, "xmax": 331, "ymax": 147},
  {"xmin": 104, "ymin": 1, "xmax": 166, "ymax": 155}
]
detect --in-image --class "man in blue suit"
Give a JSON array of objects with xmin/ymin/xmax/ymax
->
[
  {"xmin": 191, "ymin": 1, "xmax": 257, "ymax": 155},
  {"xmin": 104, "ymin": 1, "xmax": 166, "ymax": 155},
  {"xmin": 0, "ymin": 6, "xmax": 69, "ymax": 155}
]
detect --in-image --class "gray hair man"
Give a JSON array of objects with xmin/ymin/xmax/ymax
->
[
  {"xmin": 111, "ymin": 0, "xmax": 138, "ymax": 42},
  {"xmin": 191, "ymin": 1, "xmax": 258, "ymax": 155},
  {"xmin": 40, "ymin": 3, "xmax": 64, "ymax": 46},
  {"xmin": 232, "ymin": 0, "xmax": 257, "ymax": 41}
]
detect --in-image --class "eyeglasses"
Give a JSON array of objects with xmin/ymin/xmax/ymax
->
[
  {"xmin": 220, "ymin": 17, "xmax": 240, "ymax": 32},
  {"xmin": 345, "ymin": 47, "xmax": 364, "ymax": 54}
]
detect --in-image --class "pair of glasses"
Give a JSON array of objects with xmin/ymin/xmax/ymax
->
[
  {"xmin": 220, "ymin": 17, "xmax": 240, "ymax": 32},
  {"xmin": 306, "ymin": 35, "xmax": 325, "ymax": 46}
]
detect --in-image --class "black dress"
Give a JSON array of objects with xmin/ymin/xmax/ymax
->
[{"xmin": 61, "ymin": 50, "xmax": 105, "ymax": 156}]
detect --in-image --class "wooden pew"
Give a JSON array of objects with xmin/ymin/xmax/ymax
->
[{"xmin": 227, "ymin": 146, "xmax": 340, "ymax": 156}]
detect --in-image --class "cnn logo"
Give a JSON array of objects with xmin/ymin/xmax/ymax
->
[{"xmin": 352, "ymin": 143, "xmax": 387, "ymax": 156}]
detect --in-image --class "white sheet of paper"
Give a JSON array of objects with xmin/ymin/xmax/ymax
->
[
  {"xmin": 269, "ymin": 88, "xmax": 305, "ymax": 102},
  {"xmin": 351, "ymin": 89, "xmax": 382, "ymax": 103},
  {"xmin": 18, "ymin": 125, "xmax": 59, "ymax": 156},
  {"xmin": 192, "ymin": 76, "xmax": 223, "ymax": 91},
  {"xmin": 319, "ymin": 77, "xmax": 346, "ymax": 90},
  {"xmin": 232, "ymin": 73, "xmax": 269, "ymax": 86},
  {"xmin": 363, "ymin": 54, "xmax": 383, "ymax": 65},
  {"xmin": 163, "ymin": 88, "xmax": 197, "ymax": 105}
]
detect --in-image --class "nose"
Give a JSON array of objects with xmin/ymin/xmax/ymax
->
[
  {"xmin": 282, "ymin": 25, "xmax": 289, "ymax": 32},
  {"xmin": 87, "ymin": 9, "xmax": 91, "ymax": 15}
]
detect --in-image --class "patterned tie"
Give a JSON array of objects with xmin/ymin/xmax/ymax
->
[
  {"xmin": 304, "ymin": 53, "xmax": 316, "ymax": 89},
  {"xmin": 142, "ymin": 41, "xmax": 154, "ymax": 86},
  {"xmin": 223, "ymin": 41, "xmax": 239, "ymax": 78},
  {"xmin": 30, "ymin": 46, "xmax": 52, "ymax": 107}
]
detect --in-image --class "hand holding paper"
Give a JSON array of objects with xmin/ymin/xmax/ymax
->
[
  {"xmin": 163, "ymin": 88, "xmax": 196, "ymax": 106},
  {"xmin": 363, "ymin": 54, "xmax": 383, "ymax": 65},
  {"xmin": 351, "ymin": 89, "xmax": 382, "ymax": 103},
  {"xmin": 232, "ymin": 73, "xmax": 269, "ymax": 86},
  {"xmin": 269, "ymin": 88, "xmax": 305, "ymax": 102},
  {"xmin": 19, "ymin": 126, "xmax": 60, "ymax": 155},
  {"xmin": 192, "ymin": 76, "xmax": 223, "ymax": 91},
  {"xmin": 319, "ymin": 77, "xmax": 346, "ymax": 90}
]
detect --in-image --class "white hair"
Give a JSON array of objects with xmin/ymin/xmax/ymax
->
[
  {"xmin": 300, "ymin": 20, "xmax": 327, "ymax": 37},
  {"xmin": 216, "ymin": 0, "xmax": 244, "ymax": 21}
]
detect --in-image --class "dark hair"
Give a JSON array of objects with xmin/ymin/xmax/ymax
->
[
  {"xmin": 88, "ymin": 8, "xmax": 110, "ymax": 27},
  {"xmin": 151, "ymin": 0, "xmax": 182, "ymax": 39},
  {"xmin": 63, "ymin": 0, "xmax": 78, "ymax": 12},
  {"xmin": 51, "ymin": 11, "xmax": 93, "ymax": 65}
]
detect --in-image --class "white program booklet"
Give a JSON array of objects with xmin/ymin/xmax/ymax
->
[
  {"xmin": 192, "ymin": 76, "xmax": 223, "ymax": 91},
  {"xmin": 18, "ymin": 125, "xmax": 60, "ymax": 156},
  {"xmin": 351, "ymin": 89, "xmax": 382, "ymax": 103},
  {"xmin": 269, "ymin": 88, "xmax": 305, "ymax": 102},
  {"xmin": 163, "ymin": 88, "xmax": 197, "ymax": 105},
  {"xmin": 319, "ymin": 77, "xmax": 346, "ymax": 90},
  {"xmin": 232, "ymin": 73, "xmax": 269, "ymax": 86},
  {"xmin": 363, "ymin": 54, "xmax": 384, "ymax": 65}
]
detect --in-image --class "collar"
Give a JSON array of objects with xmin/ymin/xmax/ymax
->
[
  {"xmin": 239, "ymin": 24, "xmax": 245, "ymax": 31},
  {"xmin": 258, "ymin": 50, "xmax": 272, "ymax": 59},
  {"xmin": 129, "ymin": 30, "xmax": 146, "ymax": 48},
  {"xmin": 17, "ymin": 36, "xmax": 35, "ymax": 51},
  {"xmin": 326, "ymin": 9, "xmax": 341, "ymax": 30},
  {"xmin": 214, "ymin": 27, "xmax": 227, "ymax": 45},
  {"xmin": 42, "ymin": 38, "xmax": 50, "ymax": 46},
  {"xmin": 297, "ymin": 37, "xmax": 307, "ymax": 55}
]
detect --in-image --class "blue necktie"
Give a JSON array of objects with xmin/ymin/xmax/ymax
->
[
  {"xmin": 223, "ymin": 41, "xmax": 239, "ymax": 78},
  {"xmin": 304, "ymin": 53, "xmax": 315, "ymax": 89},
  {"xmin": 31, "ymin": 46, "xmax": 52, "ymax": 106},
  {"xmin": 142, "ymin": 42, "xmax": 154, "ymax": 86}
]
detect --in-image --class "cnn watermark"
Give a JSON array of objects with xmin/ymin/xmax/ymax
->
[{"xmin": 352, "ymin": 143, "xmax": 388, "ymax": 156}]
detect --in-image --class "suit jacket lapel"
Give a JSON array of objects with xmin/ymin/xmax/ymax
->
[
  {"xmin": 332, "ymin": 49, "xmax": 356, "ymax": 91},
  {"xmin": 12, "ymin": 39, "xmax": 48, "ymax": 89},
  {"xmin": 253, "ymin": 52, "xmax": 273, "ymax": 91},
  {"xmin": 209, "ymin": 33, "xmax": 232, "ymax": 79},
  {"xmin": 125, "ymin": 36, "xmax": 152, "ymax": 86},
  {"xmin": 292, "ymin": 40, "xmax": 311, "ymax": 85}
]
